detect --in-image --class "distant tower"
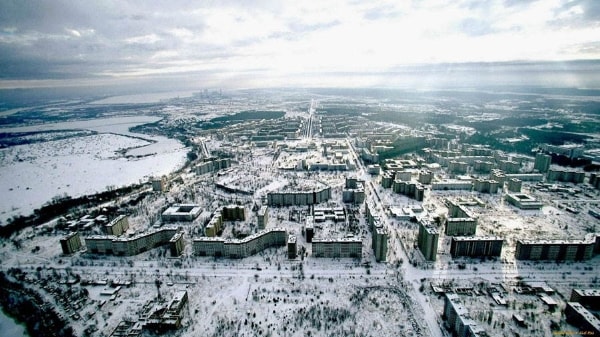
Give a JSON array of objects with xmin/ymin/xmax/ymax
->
[{"xmin": 534, "ymin": 153, "xmax": 551, "ymax": 173}]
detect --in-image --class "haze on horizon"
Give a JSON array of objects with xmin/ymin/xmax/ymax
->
[{"xmin": 1, "ymin": 0, "xmax": 600, "ymax": 91}]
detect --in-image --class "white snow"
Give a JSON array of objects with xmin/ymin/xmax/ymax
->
[{"xmin": 0, "ymin": 116, "xmax": 187, "ymax": 225}]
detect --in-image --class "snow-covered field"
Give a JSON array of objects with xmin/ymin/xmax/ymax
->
[{"xmin": 0, "ymin": 116, "xmax": 187, "ymax": 225}]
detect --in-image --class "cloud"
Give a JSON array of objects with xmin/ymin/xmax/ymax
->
[{"xmin": 0, "ymin": 0, "xmax": 599, "ymax": 89}]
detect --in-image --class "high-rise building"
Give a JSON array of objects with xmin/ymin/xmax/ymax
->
[
  {"xmin": 257, "ymin": 206, "xmax": 269, "ymax": 229},
  {"xmin": 60, "ymin": 232, "xmax": 82, "ymax": 255},
  {"xmin": 169, "ymin": 232, "xmax": 185, "ymax": 257},
  {"xmin": 287, "ymin": 235, "xmax": 297, "ymax": 259},
  {"xmin": 417, "ymin": 219, "xmax": 439, "ymax": 261},
  {"xmin": 534, "ymin": 153, "xmax": 551, "ymax": 172},
  {"xmin": 372, "ymin": 223, "xmax": 388, "ymax": 262},
  {"xmin": 507, "ymin": 178, "xmax": 522, "ymax": 193}
]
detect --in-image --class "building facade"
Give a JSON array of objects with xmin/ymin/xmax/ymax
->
[
  {"xmin": 450, "ymin": 237, "xmax": 503, "ymax": 258},
  {"xmin": 564, "ymin": 302, "xmax": 600, "ymax": 336},
  {"xmin": 372, "ymin": 224, "xmax": 388, "ymax": 262},
  {"xmin": 86, "ymin": 227, "xmax": 180, "ymax": 256},
  {"xmin": 60, "ymin": 232, "xmax": 82, "ymax": 255},
  {"xmin": 515, "ymin": 239, "xmax": 594, "ymax": 261},
  {"xmin": 312, "ymin": 238, "xmax": 362, "ymax": 258},
  {"xmin": 257, "ymin": 206, "xmax": 269, "ymax": 229},
  {"xmin": 193, "ymin": 228, "xmax": 287, "ymax": 258},
  {"xmin": 105, "ymin": 214, "xmax": 129, "ymax": 236},
  {"xmin": 267, "ymin": 187, "xmax": 331, "ymax": 206},
  {"xmin": 534, "ymin": 153, "xmax": 551, "ymax": 172},
  {"xmin": 418, "ymin": 219, "xmax": 439, "ymax": 261}
]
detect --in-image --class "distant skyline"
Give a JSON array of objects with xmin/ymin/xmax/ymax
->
[{"xmin": 1, "ymin": 0, "xmax": 600, "ymax": 90}]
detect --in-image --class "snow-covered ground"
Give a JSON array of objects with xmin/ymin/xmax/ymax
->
[{"xmin": 0, "ymin": 116, "xmax": 187, "ymax": 225}]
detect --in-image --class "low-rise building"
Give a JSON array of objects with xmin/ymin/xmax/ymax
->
[
  {"xmin": 505, "ymin": 193, "xmax": 543, "ymax": 210},
  {"xmin": 162, "ymin": 204, "xmax": 202, "ymax": 222},
  {"xmin": 144, "ymin": 291, "xmax": 188, "ymax": 331},
  {"xmin": 86, "ymin": 227, "xmax": 180, "ymax": 256},
  {"xmin": 313, "ymin": 207, "xmax": 345, "ymax": 223}
]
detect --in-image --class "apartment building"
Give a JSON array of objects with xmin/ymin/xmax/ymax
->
[
  {"xmin": 515, "ymin": 239, "xmax": 594, "ymax": 261},
  {"xmin": 418, "ymin": 219, "xmax": 439, "ymax": 261},
  {"xmin": 60, "ymin": 232, "xmax": 82, "ymax": 255},
  {"xmin": 105, "ymin": 214, "xmax": 129, "ymax": 236},
  {"xmin": 312, "ymin": 238, "xmax": 362, "ymax": 258},
  {"xmin": 193, "ymin": 228, "xmax": 287, "ymax": 258},
  {"xmin": 85, "ymin": 227, "xmax": 180, "ymax": 256},
  {"xmin": 450, "ymin": 237, "xmax": 503, "ymax": 258}
]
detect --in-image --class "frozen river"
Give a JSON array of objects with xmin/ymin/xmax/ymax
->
[
  {"xmin": 0, "ymin": 309, "xmax": 27, "ymax": 337},
  {"xmin": 0, "ymin": 116, "xmax": 187, "ymax": 225}
]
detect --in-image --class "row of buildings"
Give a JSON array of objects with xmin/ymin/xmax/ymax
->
[
  {"xmin": 195, "ymin": 157, "xmax": 231, "ymax": 175},
  {"xmin": 193, "ymin": 227, "xmax": 287, "ymax": 258},
  {"xmin": 205, "ymin": 205, "xmax": 247, "ymax": 237},
  {"xmin": 365, "ymin": 201, "xmax": 388, "ymax": 262},
  {"xmin": 85, "ymin": 227, "xmax": 184, "ymax": 257},
  {"xmin": 420, "ymin": 215, "xmax": 600, "ymax": 262},
  {"xmin": 267, "ymin": 186, "xmax": 331, "ymax": 206},
  {"xmin": 312, "ymin": 238, "xmax": 362, "ymax": 258},
  {"xmin": 515, "ymin": 236, "xmax": 600, "ymax": 261}
]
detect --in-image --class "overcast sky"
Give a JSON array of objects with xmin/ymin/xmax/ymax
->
[{"xmin": 1, "ymin": 0, "xmax": 599, "ymax": 90}]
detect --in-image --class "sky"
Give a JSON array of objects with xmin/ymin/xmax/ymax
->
[{"xmin": 1, "ymin": 0, "xmax": 600, "ymax": 90}]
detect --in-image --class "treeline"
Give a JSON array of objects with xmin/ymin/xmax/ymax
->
[
  {"xmin": 198, "ymin": 110, "xmax": 285, "ymax": 130},
  {"xmin": 0, "ymin": 270, "xmax": 75, "ymax": 337},
  {"xmin": 0, "ymin": 183, "xmax": 145, "ymax": 238},
  {"xmin": 377, "ymin": 137, "xmax": 428, "ymax": 161}
]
